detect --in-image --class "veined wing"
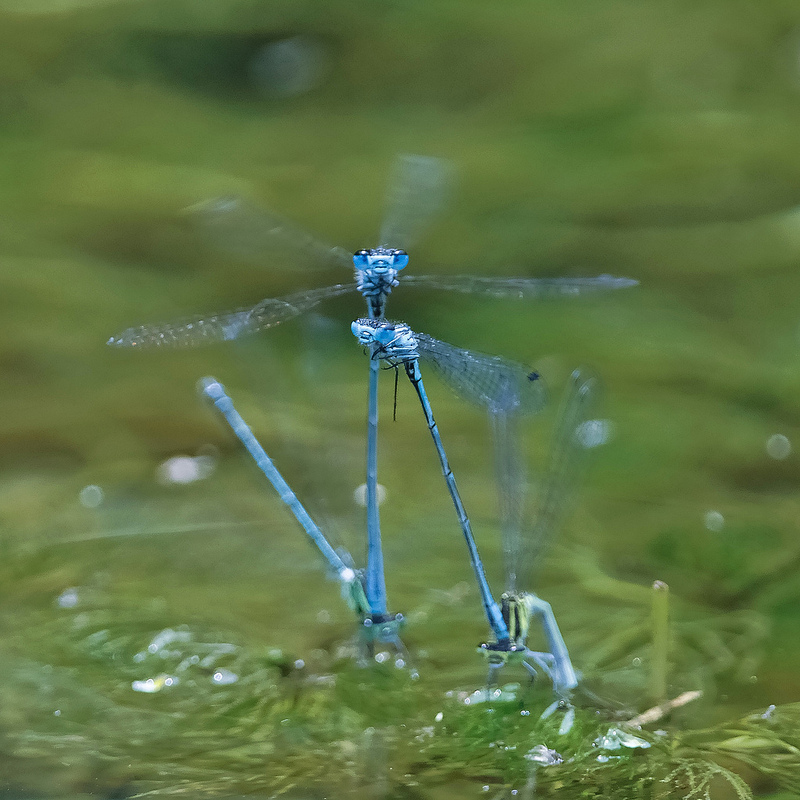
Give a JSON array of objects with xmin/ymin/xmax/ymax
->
[
  {"xmin": 491, "ymin": 410, "xmax": 526, "ymax": 594},
  {"xmin": 108, "ymin": 284, "xmax": 356, "ymax": 348},
  {"xmin": 414, "ymin": 333, "xmax": 547, "ymax": 416},
  {"xmin": 502, "ymin": 369, "xmax": 600, "ymax": 593},
  {"xmin": 187, "ymin": 196, "xmax": 353, "ymax": 270},
  {"xmin": 379, "ymin": 154, "xmax": 452, "ymax": 251},
  {"xmin": 403, "ymin": 273, "xmax": 639, "ymax": 297}
]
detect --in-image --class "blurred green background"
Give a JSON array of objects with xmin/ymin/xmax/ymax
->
[{"xmin": 3, "ymin": 1, "xmax": 800, "ymax": 797}]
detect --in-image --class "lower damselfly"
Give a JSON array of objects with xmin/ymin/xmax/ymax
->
[{"xmin": 351, "ymin": 320, "xmax": 596, "ymax": 705}]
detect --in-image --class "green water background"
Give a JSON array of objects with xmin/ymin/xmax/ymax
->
[{"xmin": 2, "ymin": 1, "xmax": 800, "ymax": 797}]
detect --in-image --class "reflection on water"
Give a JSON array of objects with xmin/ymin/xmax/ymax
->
[{"xmin": 2, "ymin": 1, "xmax": 800, "ymax": 797}]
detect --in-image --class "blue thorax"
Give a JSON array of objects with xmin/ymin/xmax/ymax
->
[{"xmin": 351, "ymin": 319, "xmax": 419, "ymax": 365}]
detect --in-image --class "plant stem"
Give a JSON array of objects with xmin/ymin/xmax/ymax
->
[{"xmin": 651, "ymin": 580, "xmax": 670, "ymax": 704}]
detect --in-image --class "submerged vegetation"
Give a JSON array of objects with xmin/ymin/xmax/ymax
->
[{"xmin": 0, "ymin": 537, "xmax": 794, "ymax": 798}]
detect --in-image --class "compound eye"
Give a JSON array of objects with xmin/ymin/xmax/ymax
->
[
  {"xmin": 392, "ymin": 250, "xmax": 410, "ymax": 270},
  {"xmin": 352, "ymin": 249, "xmax": 371, "ymax": 269}
]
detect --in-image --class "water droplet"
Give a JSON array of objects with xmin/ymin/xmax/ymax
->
[
  {"xmin": 56, "ymin": 587, "xmax": 79, "ymax": 609},
  {"xmin": 575, "ymin": 419, "xmax": 614, "ymax": 448},
  {"xmin": 156, "ymin": 455, "xmax": 215, "ymax": 485},
  {"xmin": 766, "ymin": 434, "xmax": 791, "ymax": 460},
  {"xmin": 294, "ymin": 659, "xmax": 305, "ymax": 670},
  {"xmin": 593, "ymin": 727, "xmax": 651, "ymax": 751},
  {"xmin": 212, "ymin": 669, "xmax": 239, "ymax": 685},
  {"xmin": 704, "ymin": 510, "xmax": 725, "ymax": 532},
  {"xmin": 78, "ymin": 484, "xmax": 104, "ymax": 508},
  {"xmin": 525, "ymin": 745, "xmax": 563, "ymax": 766},
  {"xmin": 435, "ymin": 712, "xmax": 443, "ymax": 722}
]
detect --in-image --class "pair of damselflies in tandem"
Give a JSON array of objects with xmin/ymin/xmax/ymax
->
[
  {"xmin": 201, "ymin": 355, "xmax": 597, "ymax": 707},
  {"xmin": 108, "ymin": 154, "xmax": 637, "ymax": 696}
]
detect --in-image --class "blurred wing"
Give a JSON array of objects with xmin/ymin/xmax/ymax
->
[
  {"xmin": 403, "ymin": 273, "xmax": 639, "ymax": 297},
  {"xmin": 491, "ymin": 410, "xmax": 527, "ymax": 594},
  {"xmin": 415, "ymin": 333, "xmax": 547, "ymax": 416},
  {"xmin": 378, "ymin": 154, "xmax": 452, "ymax": 251},
  {"xmin": 187, "ymin": 196, "xmax": 352, "ymax": 270},
  {"xmin": 511, "ymin": 368, "xmax": 600, "ymax": 591},
  {"xmin": 107, "ymin": 284, "xmax": 356, "ymax": 348}
]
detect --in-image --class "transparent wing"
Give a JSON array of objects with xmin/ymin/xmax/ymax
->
[
  {"xmin": 187, "ymin": 196, "xmax": 353, "ymax": 270},
  {"xmin": 491, "ymin": 410, "xmax": 526, "ymax": 594},
  {"xmin": 107, "ymin": 284, "xmax": 356, "ymax": 348},
  {"xmin": 502, "ymin": 368, "xmax": 600, "ymax": 593},
  {"xmin": 403, "ymin": 273, "xmax": 639, "ymax": 297},
  {"xmin": 415, "ymin": 333, "xmax": 547, "ymax": 416},
  {"xmin": 378, "ymin": 154, "xmax": 452, "ymax": 250}
]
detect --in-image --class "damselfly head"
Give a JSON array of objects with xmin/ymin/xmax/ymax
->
[
  {"xmin": 353, "ymin": 247, "xmax": 409, "ymax": 271},
  {"xmin": 351, "ymin": 319, "xmax": 377, "ymax": 346},
  {"xmin": 351, "ymin": 319, "xmax": 417, "ymax": 364}
]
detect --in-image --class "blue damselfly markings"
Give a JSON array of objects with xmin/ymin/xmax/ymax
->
[
  {"xmin": 199, "ymin": 377, "xmax": 405, "ymax": 657},
  {"xmin": 351, "ymin": 319, "xmax": 590, "ymax": 702},
  {"xmin": 105, "ymin": 150, "xmax": 640, "ymax": 345},
  {"xmin": 108, "ymin": 155, "xmax": 636, "ymax": 630}
]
